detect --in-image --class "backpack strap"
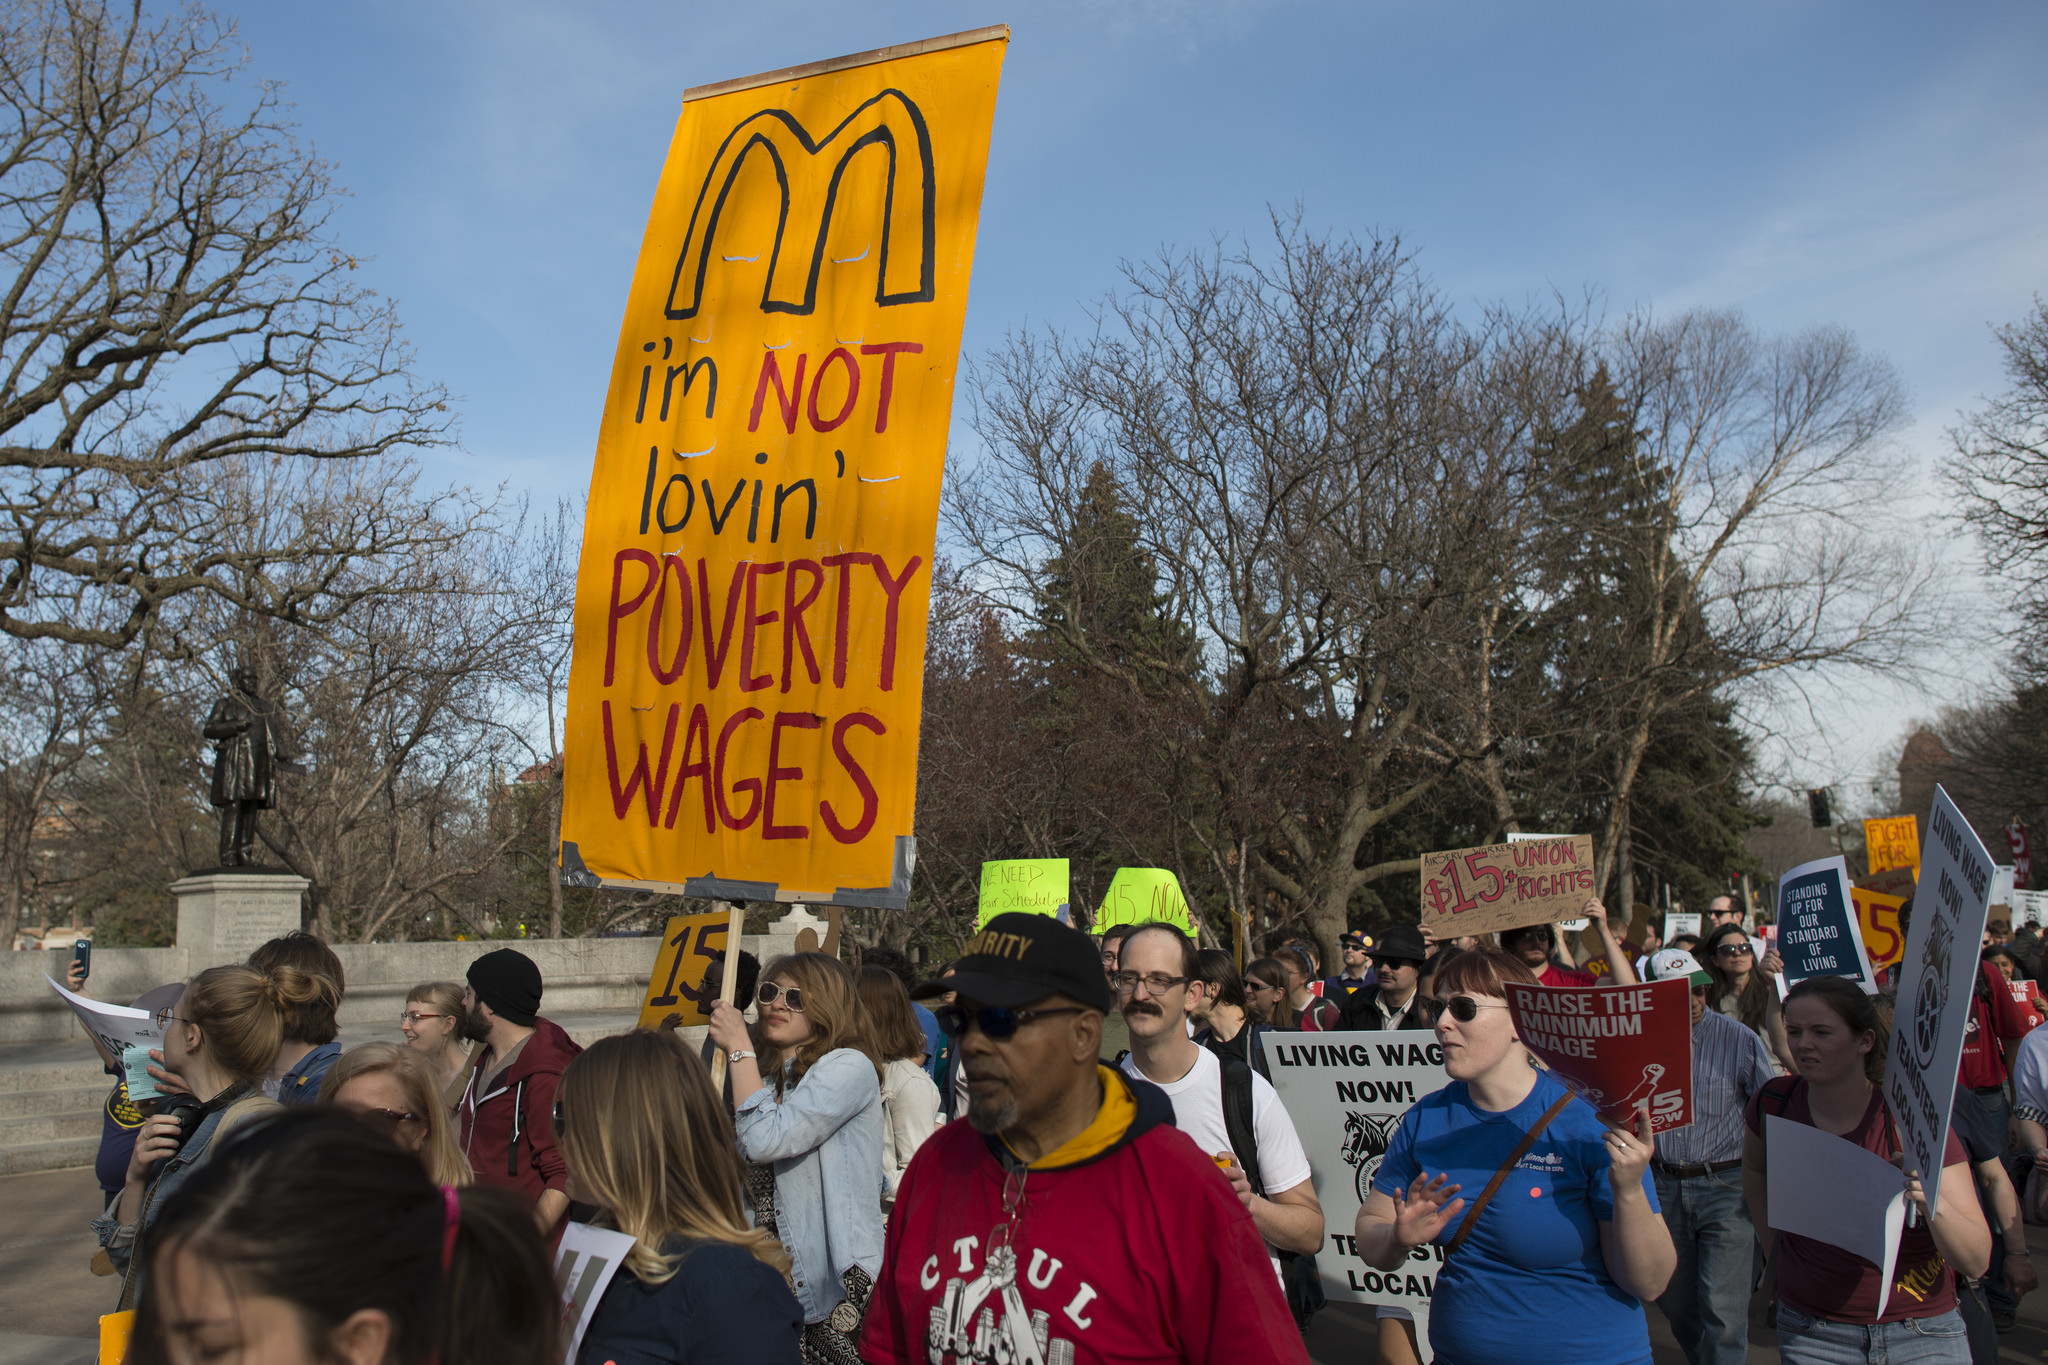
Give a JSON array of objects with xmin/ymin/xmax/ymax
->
[
  {"xmin": 1759, "ymin": 1074, "xmax": 1804, "ymax": 1119},
  {"xmin": 1215, "ymin": 1049, "xmax": 1266, "ymax": 1196}
]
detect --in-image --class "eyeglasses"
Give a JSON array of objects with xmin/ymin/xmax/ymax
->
[
  {"xmin": 757, "ymin": 982, "xmax": 805, "ymax": 1012},
  {"xmin": 1108, "ymin": 971, "xmax": 1189, "ymax": 997},
  {"xmin": 400, "ymin": 1012, "xmax": 447, "ymax": 1026},
  {"xmin": 1443, "ymin": 995, "xmax": 1511, "ymax": 1023},
  {"xmin": 1715, "ymin": 944, "xmax": 1754, "ymax": 957},
  {"xmin": 355, "ymin": 1107, "xmax": 420, "ymax": 1136},
  {"xmin": 934, "ymin": 1004, "xmax": 1085, "ymax": 1040},
  {"xmin": 154, "ymin": 1008, "xmax": 183, "ymax": 1032}
]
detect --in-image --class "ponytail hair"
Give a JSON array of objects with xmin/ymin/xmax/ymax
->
[
  {"xmin": 130, "ymin": 1110, "xmax": 556, "ymax": 1365},
  {"xmin": 181, "ymin": 964, "xmax": 336, "ymax": 1083}
]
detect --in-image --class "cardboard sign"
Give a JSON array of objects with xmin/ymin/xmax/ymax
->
[
  {"xmin": 1849, "ymin": 886, "xmax": 1907, "ymax": 968},
  {"xmin": 1855, "ymin": 865, "xmax": 1916, "ymax": 901},
  {"xmin": 1093, "ymin": 867, "xmax": 1197, "ymax": 937},
  {"xmin": 1261, "ymin": 1030, "xmax": 1450, "ymax": 1360},
  {"xmin": 1502, "ymin": 979, "xmax": 1695, "ymax": 1133},
  {"xmin": 557, "ymin": 29, "xmax": 1009, "ymax": 904},
  {"xmin": 1418, "ymin": 836, "xmax": 1594, "ymax": 937},
  {"xmin": 1863, "ymin": 816, "xmax": 1920, "ymax": 875},
  {"xmin": 1776, "ymin": 856, "xmax": 1878, "ymax": 993},
  {"xmin": 1883, "ymin": 786, "xmax": 1995, "ymax": 1216},
  {"xmin": 977, "ymin": 859, "xmax": 1069, "ymax": 928},
  {"xmin": 637, "ymin": 909, "xmax": 733, "ymax": 1030},
  {"xmin": 554, "ymin": 1221, "xmax": 638, "ymax": 1365},
  {"xmin": 1764, "ymin": 1115, "xmax": 1907, "ymax": 1319}
]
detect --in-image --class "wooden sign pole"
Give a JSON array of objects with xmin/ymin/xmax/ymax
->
[{"xmin": 709, "ymin": 899, "xmax": 746, "ymax": 1089}]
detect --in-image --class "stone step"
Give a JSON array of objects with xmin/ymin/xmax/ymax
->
[
  {"xmin": 0, "ymin": 1086, "xmax": 105, "ymax": 1121},
  {"xmin": 0, "ymin": 1133, "xmax": 99, "ymax": 1177},
  {"xmin": 0, "ymin": 1060, "xmax": 107, "ymax": 1095},
  {"xmin": 0, "ymin": 1109, "xmax": 100, "ymax": 1146}
]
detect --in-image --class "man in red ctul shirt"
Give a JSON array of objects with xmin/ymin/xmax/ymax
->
[{"xmin": 865, "ymin": 912, "xmax": 1308, "ymax": 1365}]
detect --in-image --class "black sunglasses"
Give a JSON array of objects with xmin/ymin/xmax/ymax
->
[
  {"xmin": 1443, "ymin": 995, "xmax": 1510, "ymax": 1023},
  {"xmin": 934, "ymin": 1004, "xmax": 1085, "ymax": 1040},
  {"xmin": 552, "ymin": 1098, "xmax": 566, "ymax": 1139}
]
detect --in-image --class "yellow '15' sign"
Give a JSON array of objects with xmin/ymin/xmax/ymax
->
[{"xmin": 560, "ymin": 29, "xmax": 1008, "ymax": 903}]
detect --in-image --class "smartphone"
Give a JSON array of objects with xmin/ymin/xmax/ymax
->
[{"xmin": 71, "ymin": 939, "xmax": 90, "ymax": 982}]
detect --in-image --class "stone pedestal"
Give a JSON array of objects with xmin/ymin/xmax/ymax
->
[{"xmin": 173, "ymin": 871, "xmax": 309, "ymax": 969}]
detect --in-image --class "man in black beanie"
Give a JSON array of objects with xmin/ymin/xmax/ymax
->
[{"xmin": 457, "ymin": 947, "xmax": 581, "ymax": 1238}]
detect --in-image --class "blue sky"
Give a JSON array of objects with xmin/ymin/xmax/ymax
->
[{"xmin": 227, "ymin": 0, "xmax": 2047, "ymax": 800}]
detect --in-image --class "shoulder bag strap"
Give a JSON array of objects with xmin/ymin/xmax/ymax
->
[{"xmin": 1442, "ymin": 1091, "xmax": 1575, "ymax": 1259}]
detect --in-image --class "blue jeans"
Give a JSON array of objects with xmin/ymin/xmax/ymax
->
[
  {"xmin": 1775, "ymin": 1305, "xmax": 1971, "ymax": 1364},
  {"xmin": 1653, "ymin": 1166, "xmax": 1754, "ymax": 1365}
]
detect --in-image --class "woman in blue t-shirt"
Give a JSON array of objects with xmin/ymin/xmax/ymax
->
[{"xmin": 1355, "ymin": 948, "xmax": 1675, "ymax": 1365}]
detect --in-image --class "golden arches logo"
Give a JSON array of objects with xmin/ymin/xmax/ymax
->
[{"xmin": 663, "ymin": 88, "xmax": 935, "ymax": 320}]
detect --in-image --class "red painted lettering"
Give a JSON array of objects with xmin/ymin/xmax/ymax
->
[
  {"xmin": 869, "ymin": 554, "xmax": 923, "ymax": 691},
  {"xmin": 663, "ymin": 704, "xmax": 715, "ymax": 833},
  {"xmin": 748, "ymin": 352, "xmax": 807, "ymax": 434},
  {"xmin": 781, "ymin": 559, "xmax": 825, "ymax": 691},
  {"xmin": 604, "ymin": 549, "xmax": 658, "ymax": 686},
  {"xmin": 859, "ymin": 342, "xmax": 922, "ymax": 433},
  {"xmin": 765, "ymin": 711, "xmax": 822, "ymax": 839},
  {"xmin": 646, "ymin": 553, "xmax": 694, "ymax": 684},
  {"xmin": 807, "ymin": 347, "xmax": 861, "ymax": 432},
  {"xmin": 821, "ymin": 712, "xmax": 885, "ymax": 843},
  {"xmin": 713, "ymin": 707, "xmax": 765, "ymax": 830},
  {"xmin": 740, "ymin": 562, "xmax": 784, "ymax": 692},
  {"xmin": 696, "ymin": 559, "xmax": 748, "ymax": 688},
  {"xmin": 822, "ymin": 552, "xmax": 875, "ymax": 688},
  {"xmin": 603, "ymin": 701, "xmax": 679, "ymax": 825}
]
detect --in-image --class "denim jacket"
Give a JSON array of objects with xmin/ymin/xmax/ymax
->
[
  {"xmin": 733, "ymin": 1048, "xmax": 885, "ymax": 1324},
  {"xmin": 91, "ymin": 1092, "xmax": 280, "ymax": 1295}
]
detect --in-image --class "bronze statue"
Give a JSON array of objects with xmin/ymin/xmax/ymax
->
[{"xmin": 203, "ymin": 667, "xmax": 303, "ymax": 866}]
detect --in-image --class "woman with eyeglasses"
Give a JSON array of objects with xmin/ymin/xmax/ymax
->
[
  {"xmin": 92, "ymin": 964, "xmax": 329, "ymax": 1307},
  {"xmin": 556, "ymin": 1031, "xmax": 802, "ymax": 1365},
  {"xmin": 1353, "ymin": 949, "xmax": 1674, "ymax": 1365},
  {"xmin": 399, "ymin": 982, "xmax": 475, "ymax": 1107},
  {"xmin": 706, "ymin": 952, "xmax": 884, "ymax": 1363},
  {"xmin": 855, "ymin": 967, "xmax": 942, "ymax": 1207},
  {"xmin": 1698, "ymin": 922, "xmax": 1795, "ymax": 1071},
  {"xmin": 321, "ymin": 1043, "xmax": 472, "ymax": 1187}
]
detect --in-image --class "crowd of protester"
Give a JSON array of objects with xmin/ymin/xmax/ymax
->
[{"xmin": 56, "ymin": 888, "xmax": 2048, "ymax": 1365}]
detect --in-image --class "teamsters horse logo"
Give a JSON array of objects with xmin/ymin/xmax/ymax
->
[
  {"xmin": 1341, "ymin": 1113, "xmax": 1402, "ymax": 1204},
  {"xmin": 1914, "ymin": 915, "xmax": 1952, "ymax": 1064}
]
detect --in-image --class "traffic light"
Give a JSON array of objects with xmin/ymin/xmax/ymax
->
[{"xmin": 1808, "ymin": 788, "xmax": 1833, "ymax": 829}]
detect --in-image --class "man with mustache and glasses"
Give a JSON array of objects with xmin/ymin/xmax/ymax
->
[{"xmin": 862, "ymin": 913, "xmax": 1305, "ymax": 1365}]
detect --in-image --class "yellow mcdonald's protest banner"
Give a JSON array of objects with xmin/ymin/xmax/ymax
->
[
  {"xmin": 559, "ymin": 29, "xmax": 1008, "ymax": 905},
  {"xmin": 1863, "ymin": 816, "xmax": 1920, "ymax": 876}
]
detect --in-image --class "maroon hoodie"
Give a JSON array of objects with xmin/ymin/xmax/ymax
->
[{"xmin": 457, "ymin": 1016, "xmax": 581, "ymax": 1207}]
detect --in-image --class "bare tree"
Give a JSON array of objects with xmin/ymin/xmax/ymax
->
[
  {"xmin": 0, "ymin": 0, "xmax": 454, "ymax": 651},
  {"xmin": 1949, "ymin": 296, "xmax": 2048, "ymax": 663},
  {"xmin": 0, "ymin": 636, "xmax": 108, "ymax": 944}
]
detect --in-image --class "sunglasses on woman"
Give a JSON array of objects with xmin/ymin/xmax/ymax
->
[
  {"xmin": 933, "ymin": 1004, "xmax": 1084, "ymax": 1040},
  {"xmin": 1441, "ymin": 995, "xmax": 1511, "ymax": 1023},
  {"xmin": 552, "ymin": 1098, "xmax": 567, "ymax": 1139},
  {"xmin": 758, "ymin": 982, "xmax": 804, "ymax": 1012},
  {"xmin": 1715, "ymin": 943, "xmax": 1754, "ymax": 957},
  {"xmin": 355, "ymin": 1107, "xmax": 420, "ymax": 1136}
]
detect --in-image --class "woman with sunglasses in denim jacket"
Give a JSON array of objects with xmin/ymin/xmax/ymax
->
[
  {"xmin": 1353, "ymin": 950, "xmax": 1675, "ymax": 1365},
  {"xmin": 708, "ymin": 952, "xmax": 885, "ymax": 1363}
]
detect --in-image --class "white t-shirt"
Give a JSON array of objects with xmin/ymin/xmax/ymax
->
[
  {"xmin": 1120, "ymin": 1044, "xmax": 1314, "ymax": 1286},
  {"xmin": 2013, "ymin": 1022, "xmax": 2048, "ymax": 1119}
]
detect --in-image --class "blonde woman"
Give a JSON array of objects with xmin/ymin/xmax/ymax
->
[
  {"xmin": 400, "ymin": 980, "xmax": 475, "ymax": 1106},
  {"xmin": 856, "ymin": 966, "xmax": 941, "ymax": 1205},
  {"xmin": 707, "ymin": 952, "xmax": 884, "ymax": 1361},
  {"xmin": 92, "ymin": 963, "xmax": 328, "ymax": 1307},
  {"xmin": 558, "ymin": 1030, "xmax": 802, "ymax": 1365},
  {"xmin": 320, "ymin": 1042, "xmax": 473, "ymax": 1187}
]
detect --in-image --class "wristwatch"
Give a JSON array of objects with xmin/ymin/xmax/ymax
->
[{"xmin": 728, "ymin": 1049, "xmax": 755, "ymax": 1063}]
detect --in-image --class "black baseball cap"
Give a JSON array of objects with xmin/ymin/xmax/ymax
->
[{"xmin": 911, "ymin": 913, "xmax": 1114, "ymax": 1014}]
